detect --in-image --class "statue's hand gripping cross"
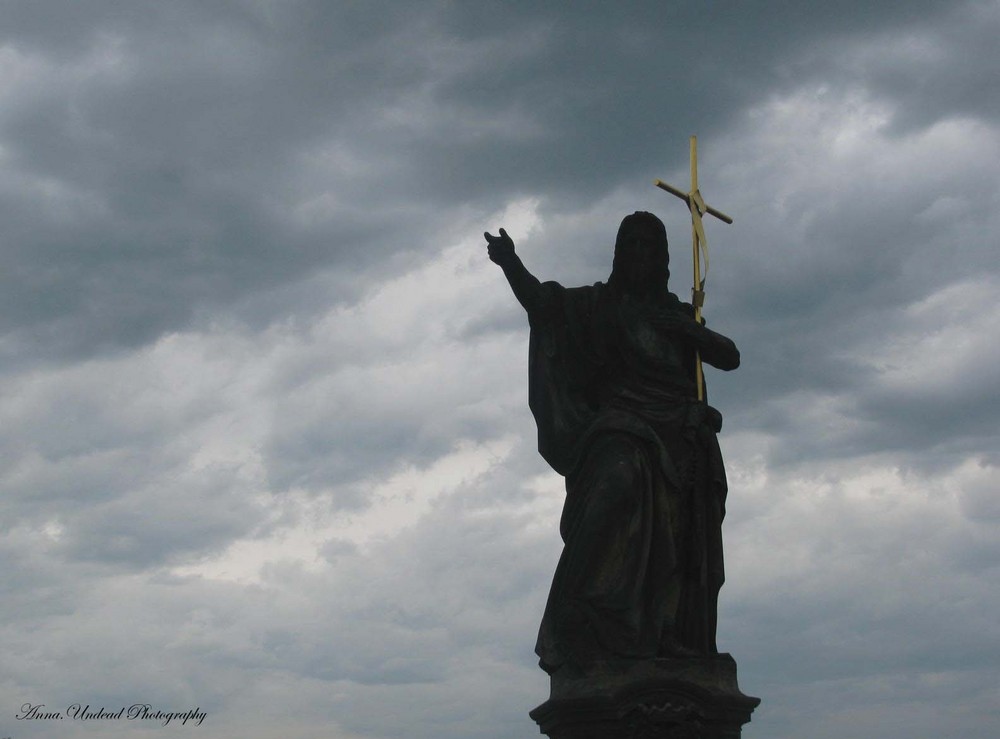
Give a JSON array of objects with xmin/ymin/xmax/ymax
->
[{"xmin": 654, "ymin": 136, "xmax": 733, "ymax": 401}]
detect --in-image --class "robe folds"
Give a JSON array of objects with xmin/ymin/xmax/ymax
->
[{"xmin": 526, "ymin": 280, "xmax": 728, "ymax": 674}]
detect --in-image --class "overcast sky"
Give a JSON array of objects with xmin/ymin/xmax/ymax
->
[{"xmin": 1, "ymin": 2, "xmax": 998, "ymax": 738}]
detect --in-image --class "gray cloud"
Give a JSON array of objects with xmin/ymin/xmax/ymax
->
[
  {"xmin": 2, "ymin": 2, "xmax": 999, "ymax": 739},
  {"xmin": 2, "ymin": 1, "xmax": 987, "ymax": 367}
]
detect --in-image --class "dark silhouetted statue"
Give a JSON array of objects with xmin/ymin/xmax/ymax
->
[{"xmin": 485, "ymin": 212, "xmax": 740, "ymax": 678}]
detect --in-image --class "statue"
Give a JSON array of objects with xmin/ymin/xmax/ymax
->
[{"xmin": 484, "ymin": 211, "xmax": 740, "ymax": 676}]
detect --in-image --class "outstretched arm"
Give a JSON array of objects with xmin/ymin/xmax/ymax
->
[{"xmin": 484, "ymin": 228, "xmax": 543, "ymax": 314}]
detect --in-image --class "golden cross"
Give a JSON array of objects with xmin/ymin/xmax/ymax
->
[{"xmin": 654, "ymin": 136, "xmax": 733, "ymax": 401}]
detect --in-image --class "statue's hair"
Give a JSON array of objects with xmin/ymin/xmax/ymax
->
[{"xmin": 608, "ymin": 211, "xmax": 670, "ymax": 292}]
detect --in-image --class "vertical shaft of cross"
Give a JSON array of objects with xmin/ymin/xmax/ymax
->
[
  {"xmin": 654, "ymin": 137, "xmax": 733, "ymax": 404},
  {"xmin": 690, "ymin": 136, "xmax": 705, "ymax": 400}
]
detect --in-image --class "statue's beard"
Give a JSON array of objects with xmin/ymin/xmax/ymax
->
[{"xmin": 611, "ymin": 258, "xmax": 670, "ymax": 297}]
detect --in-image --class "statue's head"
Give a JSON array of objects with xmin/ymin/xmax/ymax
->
[{"xmin": 609, "ymin": 211, "xmax": 670, "ymax": 295}]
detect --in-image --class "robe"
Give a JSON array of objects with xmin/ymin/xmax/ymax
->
[{"xmin": 526, "ymin": 280, "xmax": 728, "ymax": 673}]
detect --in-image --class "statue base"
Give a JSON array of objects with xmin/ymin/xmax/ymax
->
[{"xmin": 529, "ymin": 654, "xmax": 760, "ymax": 739}]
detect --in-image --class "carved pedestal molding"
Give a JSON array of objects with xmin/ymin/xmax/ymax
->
[{"xmin": 530, "ymin": 654, "xmax": 759, "ymax": 739}]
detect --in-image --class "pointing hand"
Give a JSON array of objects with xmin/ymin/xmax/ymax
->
[{"xmin": 484, "ymin": 228, "xmax": 516, "ymax": 266}]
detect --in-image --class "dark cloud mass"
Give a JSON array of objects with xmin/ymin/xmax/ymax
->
[
  {"xmin": 1, "ymin": 0, "xmax": 986, "ymax": 365},
  {"xmin": 1, "ymin": 2, "xmax": 999, "ymax": 739}
]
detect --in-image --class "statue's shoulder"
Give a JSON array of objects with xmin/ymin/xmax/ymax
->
[
  {"xmin": 530, "ymin": 282, "xmax": 605, "ymax": 330},
  {"xmin": 537, "ymin": 280, "xmax": 604, "ymax": 306},
  {"xmin": 566, "ymin": 280, "xmax": 605, "ymax": 296},
  {"xmin": 541, "ymin": 280, "xmax": 603, "ymax": 293}
]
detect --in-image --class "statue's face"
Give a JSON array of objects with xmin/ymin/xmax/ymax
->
[
  {"xmin": 614, "ymin": 216, "xmax": 669, "ymax": 293},
  {"xmin": 620, "ymin": 223, "xmax": 661, "ymax": 261}
]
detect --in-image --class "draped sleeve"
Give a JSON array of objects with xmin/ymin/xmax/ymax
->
[{"xmin": 526, "ymin": 281, "xmax": 606, "ymax": 476}]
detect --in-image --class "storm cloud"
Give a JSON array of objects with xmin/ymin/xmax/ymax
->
[{"xmin": 1, "ymin": 2, "xmax": 998, "ymax": 738}]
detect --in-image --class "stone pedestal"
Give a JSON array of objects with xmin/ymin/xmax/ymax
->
[{"xmin": 529, "ymin": 654, "xmax": 759, "ymax": 739}]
